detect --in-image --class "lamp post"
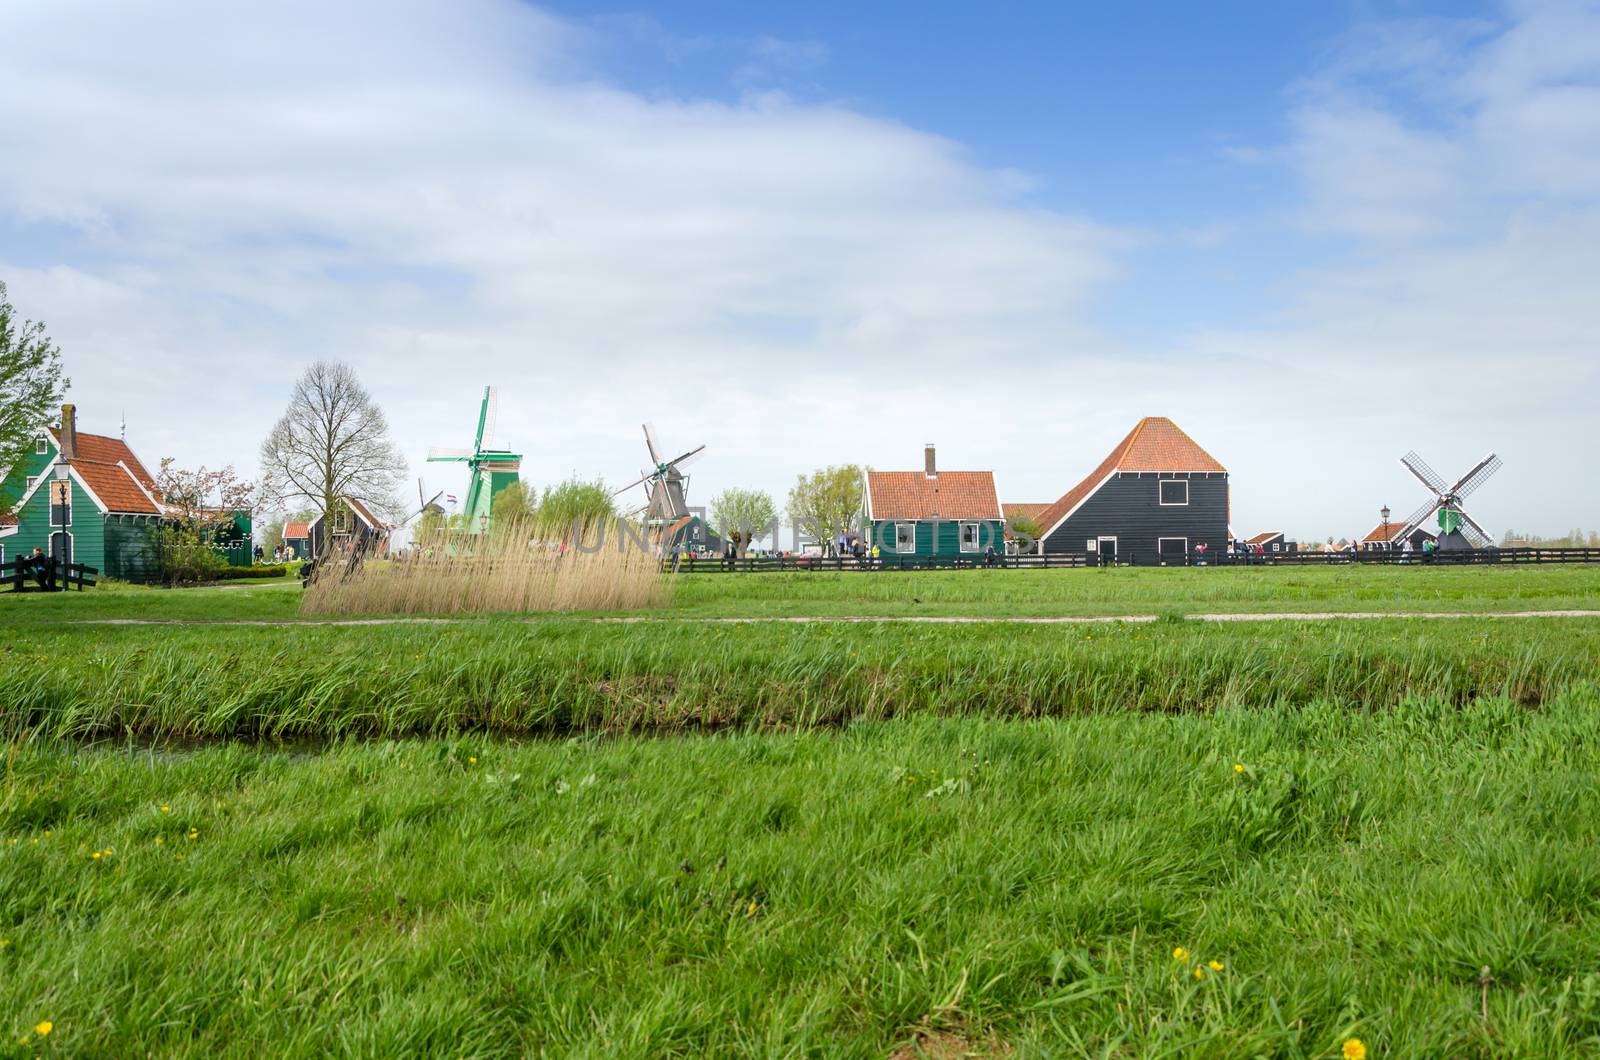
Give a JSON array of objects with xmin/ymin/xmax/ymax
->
[{"xmin": 1381, "ymin": 505, "xmax": 1391, "ymax": 553}]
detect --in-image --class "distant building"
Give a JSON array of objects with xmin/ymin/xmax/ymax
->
[
  {"xmin": 1247, "ymin": 531, "xmax": 1296, "ymax": 553},
  {"xmin": 1033, "ymin": 417, "xmax": 1228, "ymax": 565},
  {"xmin": 1362, "ymin": 522, "xmax": 1436, "ymax": 551},
  {"xmin": 281, "ymin": 521, "xmax": 311, "ymax": 560},
  {"xmin": 308, "ymin": 497, "xmax": 388, "ymax": 559},
  {"xmin": 866, "ymin": 445, "xmax": 1004, "ymax": 559}
]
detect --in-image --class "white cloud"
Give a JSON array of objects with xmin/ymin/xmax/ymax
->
[{"xmin": 0, "ymin": 0, "xmax": 1595, "ymax": 543}]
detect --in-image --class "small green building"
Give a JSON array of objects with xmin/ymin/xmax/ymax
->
[
  {"xmin": 0, "ymin": 404, "xmax": 250, "ymax": 581},
  {"xmin": 864, "ymin": 445, "xmax": 1006, "ymax": 560}
]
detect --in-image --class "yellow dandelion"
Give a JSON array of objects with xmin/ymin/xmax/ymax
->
[
  {"xmin": 1193, "ymin": 967, "xmax": 1204, "ymax": 980},
  {"xmin": 187, "ymin": 831, "xmax": 199, "ymax": 841},
  {"xmin": 1342, "ymin": 1039, "xmax": 1366, "ymax": 1060},
  {"xmin": 42, "ymin": 830, "xmax": 50, "ymax": 837},
  {"xmin": 747, "ymin": 900, "xmax": 759, "ymax": 916},
  {"xmin": 154, "ymin": 837, "xmax": 165, "ymax": 845},
  {"xmin": 36, "ymin": 1020, "xmax": 53, "ymax": 1037},
  {"xmin": 1209, "ymin": 960, "xmax": 1225, "ymax": 972},
  {"xmin": 104, "ymin": 847, "xmax": 113, "ymax": 856},
  {"xmin": 1172, "ymin": 946, "xmax": 1189, "ymax": 961},
  {"xmin": 91, "ymin": 851, "xmax": 102, "ymax": 860},
  {"xmin": 1234, "ymin": 763, "xmax": 1245, "ymax": 774},
  {"xmin": 468, "ymin": 756, "xmax": 478, "ymax": 765},
  {"xmin": 7, "ymin": 838, "xmax": 15, "ymax": 846},
  {"xmin": 160, "ymin": 806, "xmax": 171, "ymax": 814},
  {"xmin": 0, "ymin": 939, "xmax": 9, "ymax": 948}
]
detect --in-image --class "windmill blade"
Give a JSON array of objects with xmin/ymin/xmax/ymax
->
[
  {"xmin": 427, "ymin": 447, "xmax": 474, "ymax": 461},
  {"xmin": 664, "ymin": 444, "xmax": 706, "ymax": 471},
  {"xmin": 475, "ymin": 387, "xmax": 499, "ymax": 452},
  {"xmin": 643, "ymin": 423, "xmax": 663, "ymax": 465},
  {"xmin": 418, "ymin": 478, "xmax": 427, "ymax": 508},
  {"xmin": 1400, "ymin": 451, "xmax": 1448, "ymax": 494},
  {"xmin": 1451, "ymin": 453, "xmax": 1502, "ymax": 499},
  {"xmin": 1396, "ymin": 496, "xmax": 1443, "ymax": 538},
  {"xmin": 1458, "ymin": 511, "xmax": 1494, "ymax": 549},
  {"xmin": 612, "ymin": 471, "xmax": 654, "ymax": 496}
]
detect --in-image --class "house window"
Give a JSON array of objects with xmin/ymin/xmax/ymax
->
[
  {"xmin": 959, "ymin": 522, "xmax": 981, "ymax": 552},
  {"xmin": 1158, "ymin": 537, "xmax": 1188, "ymax": 562},
  {"xmin": 334, "ymin": 507, "xmax": 352, "ymax": 534},
  {"xmin": 49, "ymin": 480, "xmax": 71, "ymax": 527},
  {"xmin": 35, "ymin": 436, "xmax": 47, "ymax": 454},
  {"xmin": 26, "ymin": 476, "xmax": 38, "ymax": 491},
  {"xmin": 1158, "ymin": 479, "xmax": 1188, "ymax": 506},
  {"xmin": 1087, "ymin": 538, "xmax": 1098, "ymax": 552},
  {"xmin": 894, "ymin": 523, "xmax": 915, "ymax": 553}
]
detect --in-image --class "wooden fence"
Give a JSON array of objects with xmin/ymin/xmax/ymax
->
[
  {"xmin": 667, "ymin": 546, "xmax": 1600, "ymax": 573},
  {"xmin": 1, "ymin": 557, "xmax": 99, "ymax": 592}
]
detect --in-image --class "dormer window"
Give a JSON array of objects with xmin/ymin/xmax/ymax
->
[{"xmin": 36, "ymin": 435, "xmax": 48, "ymax": 454}]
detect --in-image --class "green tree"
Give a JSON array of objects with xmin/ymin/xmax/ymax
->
[
  {"xmin": 538, "ymin": 477, "xmax": 616, "ymax": 541},
  {"xmin": 0, "ymin": 280, "xmax": 69, "ymax": 515},
  {"xmin": 709, "ymin": 487, "xmax": 779, "ymax": 555},
  {"xmin": 490, "ymin": 480, "xmax": 538, "ymax": 526},
  {"xmin": 1005, "ymin": 513, "xmax": 1043, "ymax": 551},
  {"xmin": 787, "ymin": 465, "xmax": 865, "ymax": 548}
]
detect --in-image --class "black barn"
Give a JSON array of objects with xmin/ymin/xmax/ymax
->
[{"xmin": 1026, "ymin": 417, "xmax": 1229, "ymax": 565}]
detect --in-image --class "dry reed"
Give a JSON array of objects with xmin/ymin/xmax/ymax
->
[{"xmin": 300, "ymin": 517, "xmax": 671, "ymax": 615}]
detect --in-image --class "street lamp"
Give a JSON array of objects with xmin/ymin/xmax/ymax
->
[{"xmin": 1381, "ymin": 505, "xmax": 1391, "ymax": 552}]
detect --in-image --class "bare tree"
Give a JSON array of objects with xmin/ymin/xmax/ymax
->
[{"xmin": 259, "ymin": 361, "xmax": 407, "ymax": 524}]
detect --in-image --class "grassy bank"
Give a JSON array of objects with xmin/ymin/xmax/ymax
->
[
  {"xmin": 7, "ymin": 702, "xmax": 1600, "ymax": 1056},
  {"xmin": 3, "ymin": 617, "xmax": 1596, "ymax": 741},
  {"xmin": 1, "ymin": 564, "xmax": 1597, "ymax": 626}
]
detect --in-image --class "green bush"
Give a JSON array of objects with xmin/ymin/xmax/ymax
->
[{"xmin": 212, "ymin": 564, "xmax": 292, "ymax": 581}]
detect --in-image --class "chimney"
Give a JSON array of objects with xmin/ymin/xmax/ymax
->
[
  {"xmin": 924, "ymin": 443, "xmax": 937, "ymax": 478},
  {"xmin": 59, "ymin": 404, "xmax": 77, "ymax": 463}
]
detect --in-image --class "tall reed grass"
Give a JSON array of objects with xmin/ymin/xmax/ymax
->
[{"xmin": 300, "ymin": 516, "xmax": 669, "ymax": 616}]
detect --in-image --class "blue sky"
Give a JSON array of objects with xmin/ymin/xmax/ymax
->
[{"xmin": 1, "ymin": 0, "xmax": 1595, "ymax": 541}]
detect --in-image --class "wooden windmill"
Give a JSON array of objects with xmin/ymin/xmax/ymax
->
[
  {"xmin": 613, "ymin": 424, "xmax": 705, "ymax": 546},
  {"xmin": 1394, "ymin": 450, "xmax": 1501, "ymax": 549},
  {"xmin": 426, "ymin": 386, "xmax": 522, "ymax": 532}
]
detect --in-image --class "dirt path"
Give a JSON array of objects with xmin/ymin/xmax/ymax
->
[{"xmin": 68, "ymin": 609, "xmax": 1600, "ymax": 627}]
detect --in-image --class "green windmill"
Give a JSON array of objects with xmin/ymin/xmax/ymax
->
[{"xmin": 427, "ymin": 386, "xmax": 522, "ymax": 532}]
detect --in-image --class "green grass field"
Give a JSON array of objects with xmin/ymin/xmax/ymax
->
[{"xmin": 4, "ymin": 565, "xmax": 1600, "ymax": 1056}]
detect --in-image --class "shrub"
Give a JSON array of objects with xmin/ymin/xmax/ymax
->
[{"xmin": 212, "ymin": 564, "xmax": 291, "ymax": 581}]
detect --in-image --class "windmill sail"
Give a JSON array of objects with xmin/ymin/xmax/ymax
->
[
  {"xmin": 1401, "ymin": 451, "xmax": 1447, "ymax": 494},
  {"xmin": 1451, "ymin": 453, "xmax": 1502, "ymax": 498}
]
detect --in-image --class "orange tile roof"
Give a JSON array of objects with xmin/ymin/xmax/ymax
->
[
  {"xmin": 282, "ymin": 522, "xmax": 310, "ymax": 539},
  {"xmin": 866, "ymin": 470, "xmax": 1002, "ymax": 521},
  {"xmin": 1034, "ymin": 417, "xmax": 1226, "ymax": 533},
  {"xmin": 1002, "ymin": 502, "xmax": 1050, "ymax": 522},
  {"xmin": 1247, "ymin": 531, "xmax": 1284, "ymax": 545},
  {"xmin": 1364, "ymin": 522, "xmax": 1435, "ymax": 543},
  {"xmin": 50, "ymin": 429, "xmax": 159, "ymax": 492},
  {"xmin": 73, "ymin": 460, "xmax": 162, "ymax": 515},
  {"xmin": 0, "ymin": 513, "xmax": 17, "ymax": 527}
]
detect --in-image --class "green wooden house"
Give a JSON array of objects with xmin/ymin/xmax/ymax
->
[
  {"xmin": 864, "ymin": 445, "xmax": 1005, "ymax": 560},
  {"xmin": 1, "ymin": 405, "xmax": 168, "ymax": 581}
]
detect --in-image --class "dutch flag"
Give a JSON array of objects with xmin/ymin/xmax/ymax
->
[{"xmin": 445, "ymin": 494, "xmax": 458, "ymax": 507}]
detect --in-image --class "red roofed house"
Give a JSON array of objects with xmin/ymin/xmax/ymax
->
[
  {"xmin": 281, "ymin": 521, "xmax": 312, "ymax": 560},
  {"xmin": 1028, "ymin": 417, "xmax": 1229, "ymax": 564},
  {"xmin": 0, "ymin": 404, "xmax": 169, "ymax": 580},
  {"xmin": 1247, "ymin": 531, "xmax": 1296, "ymax": 554},
  {"xmin": 1361, "ymin": 522, "xmax": 1435, "ymax": 552},
  {"xmin": 865, "ymin": 445, "xmax": 1004, "ymax": 560}
]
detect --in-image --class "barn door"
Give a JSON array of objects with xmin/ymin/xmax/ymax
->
[{"xmin": 1097, "ymin": 536, "xmax": 1117, "ymax": 562}]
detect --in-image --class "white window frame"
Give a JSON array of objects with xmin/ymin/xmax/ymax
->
[
  {"xmin": 49, "ymin": 480, "xmax": 72, "ymax": 527},
  {"xmin": 959, "ymin": 522, "xmax": 981, "ymax": 552},
  {"xmin": 1087, "ymin": 538, "xmax": 1098, "ymax": 552},
  {"xmin": 1158, "ymin": 479, "xmax": 1189, "ymax": 506},
  {"xmin": 1097, "ymin": 536, "xmax": 1117, "ymax": 556},
  {"xmin": 26, "ymin": 476, "xmax": 38, "ymax": 491},
  {"xmin": 894, "ymin": 523, "xmax": 916, "ymax": 553},
  {"xmin": 1158, "ymin": 536, "xmax": 1188, "ymax": 561},
  {"xmin": 35, "ymin": 435, "xmax": 48, "ymax": 454}
]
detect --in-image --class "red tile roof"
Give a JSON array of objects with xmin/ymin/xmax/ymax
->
[
  {"xmin": 1034, "ymin": 417, "xmax": 1226, "ymax": 534},
  {"xmin": 0, "ymin": 513, "xmax": 16, "ymax": 528},
  {"xmin": 1364, "ymin": 522, "xmax": 1436, "ymax": 543},
  {"xmin": 1002, "ymin": 502, "xmax": 1050, "ymax": 522},
  {"xmin": 1247, "ymin": 531, "xmax": 1284, "ymax": 545},
  {"xmin": 866, "ymin": 470, "xmax": 1002, "ymax": 521},
  {"xmin": 282, "ymin": 522, "xmax": 310, "ymax": 540},
  {"xmin": 50, "ymin": 429, "xmax": 159, "ymax": 492},
  {"xmin": 73, "ymin": 460, "xmax": 162, "ymax": 515}
]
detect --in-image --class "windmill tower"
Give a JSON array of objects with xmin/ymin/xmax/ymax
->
[
  {"xmin": 1394, "ymin": 450, "xmax": 1502, "ymax": 549},
  {"xmin": 613, "ymin": 424, "xmax": 705, "ymax": 548},
  {"xmin": 426, "ymin": 386, "xmax": 522, "ymax": 532}
]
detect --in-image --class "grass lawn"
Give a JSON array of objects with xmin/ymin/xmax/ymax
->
[
  {"xmin": 8, "ymin": 700, "xmax": 1600, "ymax": 1056},
  {"xmin": 1, "ymin": 563, "xmax": 1598, "ymax": 626},
  {"xmin": 5, "ymin": 566, "xmax": 1600, "ymax": 1055}
]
